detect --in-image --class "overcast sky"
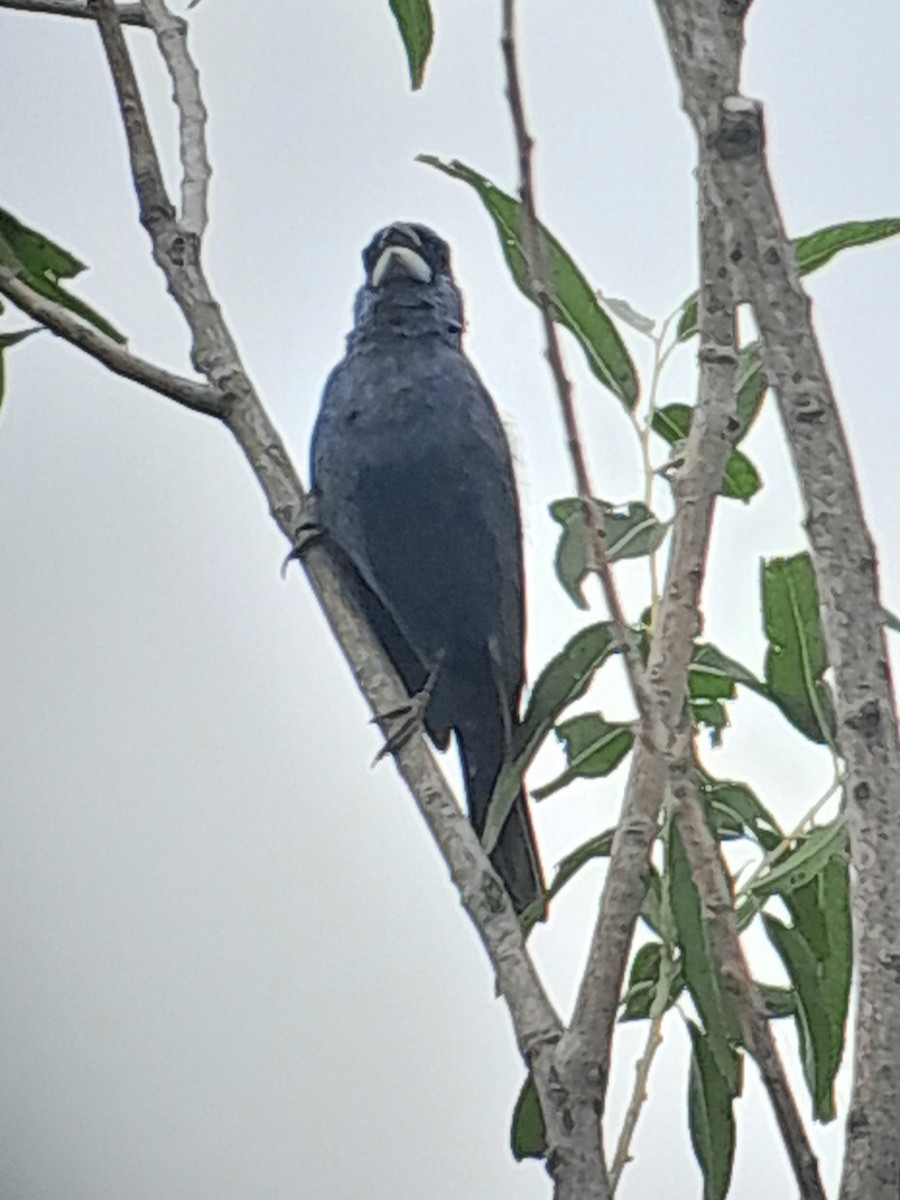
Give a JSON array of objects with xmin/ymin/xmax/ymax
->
[{"xmin": 1, "ymin": 2, "xmax": 898, "ymax": 1198}]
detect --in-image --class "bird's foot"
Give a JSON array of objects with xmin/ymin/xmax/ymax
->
[
  {"xmin": 371, "ymin": 656, "xmax": 443, "ymax": 765},
  {"xmin": 280, "ymin": 496, "xmax": 322, "ymax": 578}
]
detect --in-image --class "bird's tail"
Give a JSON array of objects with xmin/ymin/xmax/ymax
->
[{"xmin": 456, "ymin": 717, "xmax": 544, "ymax": 917}]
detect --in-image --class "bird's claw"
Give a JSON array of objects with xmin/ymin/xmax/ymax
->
[
  {"xmin": 370, "ymin": 656, "xmax": 444, "ymax": 765},
  {"xmin": 281, "ymin": 498, "xmax": 322, "ymax": 578},
  {"xmin": 371, "ymin": 691, "xmax": 431, "ymax": 764}
]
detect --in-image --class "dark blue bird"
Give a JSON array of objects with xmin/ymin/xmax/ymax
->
[{"xmin": 310, "ymin": 223, "xmax": 543, "ymax": 914}]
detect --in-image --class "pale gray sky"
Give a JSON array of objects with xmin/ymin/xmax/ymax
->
[{"xmin": 1, "ymin": 3, "xmax": 898, "ymax": 1198}]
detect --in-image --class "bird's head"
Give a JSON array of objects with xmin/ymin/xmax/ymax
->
[{"xmin": 351, "ymin": 223, "xmax": 464, "ymax": 342}]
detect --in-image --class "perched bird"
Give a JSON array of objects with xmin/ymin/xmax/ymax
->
[{"xmin": 310, "ymin": 222, "xmax": 543, "ymax": 914}]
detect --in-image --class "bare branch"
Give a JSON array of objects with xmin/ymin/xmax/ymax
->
[
  {"xmin": 499, "ymin": 0, "xmax": 647, "ymax": 723},
  {"xmin": 142, "ymin": 0, "xmax": 210, "ymax": 237},
  {"xmin": 73, "ymin": 0, "xmax": 566, "ymax": 1115},
  {"xmin": 653, "ymin": 4, "xmax": 900, "ymax": 1195},
  {"xmin": 671, "ymin": 764, "xmax": 827, "ymax": 1200},
  {"xmin": 0, "ymin": 263, "xmax": 222, "ymax": 416},
  {"xmin": 0, "ymin": 0, "xmax": 146, "ymax": 22}
]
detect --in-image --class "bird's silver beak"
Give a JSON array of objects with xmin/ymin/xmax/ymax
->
[{"xmin": 371, "ymin": 244, "xmax": 432, "ymax": 287}]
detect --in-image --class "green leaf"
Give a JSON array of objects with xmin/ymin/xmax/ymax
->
[
  {"xmin": 418, "ymin": 157, "xmax": 639, "ymax": 408},
  {"xmin": 550, "ymin": 498, "xmax": 667, "ymax": 606},
  {"xmin": 734, "ymin": 342, "xmax": 767, "ymax": 442},
  {"xmin": 816, "ymin": 857, "xmax": 852, "ymax": 1090},
  {"xmin": 756, "ymin": 983, "xmax": 797, "ymax": 1019},
  {"xmin": 532, "ymin": 713, "xmax": 634, "ymax": 799},
  {"xmin": 0, "ymin": 326, "xmax": 41, "ymax": 409},
  {"xmin": 690, "ymin": 696, "xmax": 729, "ymax": 744},
  {"xmin": 676, "ymin": 217, "xmax": 900, "ymax": 340},
  {"xmin": 720, "ymin": 448, "xmax": 761, "ymax": 502},
  {"xmin": 691, "ymin": 643, "xmax": 765, "ymax": 694},
  {"xmin": 687, "ymin": 1021, "xmax": 740, "ymax": 1200},
  {"xmin": 763, "ymin": 915, "xmax": 837, "ymax": 1120},
  {"xmin": 747, "ymin": 820, "xmax": 847, "ymax": 901},
  {"xmin": 793, "ymin": 217, "xmax": 900, "ymax": 274},
  {"xmin": 620, "ymin": 941, "xmax": 683, "ymax": 1021},
  {"xmin": 668, "ymin": 823, "xmax": 741, "ymax": 1090},
  {"xmin": 762, "ymin": 553, "xmax": 835, "ymax": 744},
  {"xmin": 484, "ymin": 623, "xmax": 619, "ymax": 854},
  {"xmin": 675, "ymin": 295, "xmax": 700, "ymax": 343},
  {"xmin": 388, "ymin": 0, "xmax": 433, "ymax": 90},
  {"xmin": 0, "ymin": 206, "xmax": 85, "ymax": 279},
  {"xmin": 652, "ymin": 404, "xmax": 762, "ymax": 501},
  {"xmin": 652, "ymin": 402, "xmax": 692, "ymax": 447},
  {"xmin": 640, "ymin": 868, "xmax": 664, "ymax": 937},
  {"xmin": 698, "ymin": 774, "xmax": 782, "ymax": 852},
  {"xmin": 510, "ymin": 1073, "xmax": 546, "ymax": 1161},
  {"xmin": 761, "ymin": 843, "xmax": 850, "ymax": 1124},
  {"xmin": 540, "ymin": 827, "xmax": 616, "ymax": 908},
  {"xmin": 0, "ymin": 205, "xmax": 125, "ymax": 344}
]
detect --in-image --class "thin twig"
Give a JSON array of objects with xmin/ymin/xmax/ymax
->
[
  {"xmin": 0, "ymin": 0, "xmax": 146, "ymax": 21},
  {"xmin": 142, "ymin": 0, "xmax": 210, "ymax": 237},
  {"xmin": 500, "ymin": 0, "xmax": 647, "ymax": 723},
  {"xmin": 0, "ymin": 264, "xmax": 222, "ymax": 416}
]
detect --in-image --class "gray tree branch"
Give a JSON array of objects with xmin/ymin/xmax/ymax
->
[
  {"xmin": 654, "ymin": 3, "xmax": 900, "ymax": 1196},
  {"xmin": 0, "ymin": 263, "xmax": 222, "ymax": 415},
  {"xmin": 0, "ymin": 0, "xmax": 145, "ymax": 23},
  {"xmin": 11, "ymin": 0, "xmax": 567, "ymax": 1131}
]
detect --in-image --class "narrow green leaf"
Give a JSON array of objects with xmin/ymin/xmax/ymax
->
[
  {"xmin": 0, "ymin": 205, "xmax": 85, "ymax": 279},
  {"xmin": 668, "ymin": 824, "xmax": 741, "ymax": 1090},
  {"xmin": 675, "ymin": 295, "xmax": 700, "ymax": 343},
  {"xmin": 676, "ymin": 217, "xmax": 900, "ymax": 340},
  {"xmin": 532, "ymin": 713, "xmax": 634, "ymax": 799},
  {"xmin": 690, "ymin": 697, "xmax": 729, "ymax": 744},
  {"xmin": 777, "ymin": 853, "xmax": 851, "ymax": 1104},
  {"xmin": 762, "ymin": 553, "xmax": 835, "ymax": 744},
  {"xmin": 620, "ymin": 941, "xmax": 683, "ymax": 1021},
  {"xmin": 0, "ymin": 327, "xmax": 40, "ymax": 350},
  {"xmin": 541, "ymin": 827, "xmax": 616, "ymax": 907},
  {"xmin": 794, "ymin": 217, "xmax": 900, "ymax": 274},
  {"xmin": 550, "ymin": 499, "xmax": 590, "ymax": 609},
  {"xmin": 735, "ymin": 342, "xmax": 767, "ymax": 441},
  {"xmin": 698, "ymin": 774, "xmax": 782, "ymax": 852},
  {"xmin": 689, "ymin": 664, "xmax": 736, "ymax": 704},
  {"xmin": 484, "ymin": 623, "xmax": 618, "ymax": 854},
  {"xmin": 510, "ymin": 1073, "xmax": 546, "ymax": 1161},
  {"xmin": 388, "ymin": 0, "xmax": 433, "ymax": 90},
  {"xmin": 756, "ymin": 983, "xmax": 797, "ymax": 1019},
  {"xmin": 0, "ymin": 326, "xmax": 41, "ymax": 408},
  {"xmin": 550, "ymin": 498, "xmax": 667, "ymax": 606},
  {"xmin": 418, "ymin": 156, "xmax": 639, "ymax": 408},
  {"xmin": 640, "ymin": 868, "xmax": 664, "ymax": 936},
  {"xmin": 0, "ymin": 204, "xmax": 125, "ymax": 344},
  {"xmin": 763, "ymin": 914, "xmax": 838, "ymax": 1120},
  {"xmin": 692, "ymin": 643, "xmax": 764, "ymax": 694},
  {"xmin": 513, "ymin": 623, "xmax": 618, "ymax": 763},
  {"xmin": 817, "ymin": 858, "xmax": 852, "ymax": 1093},
  {"xmin": 687, "ymin": 1021, "xmax": 740, "ymax": 1200},
  {"xmin": 747, "ymin": 820, "xmax": 846, "ymax": 900}
]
